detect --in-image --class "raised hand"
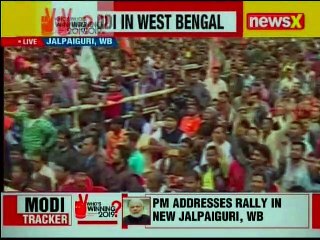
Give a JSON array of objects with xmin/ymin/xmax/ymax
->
[
  {"xmin": 41, "ymin": 8, "xmax": 56, "ymax": 36},
  {"xmin": 75, "ymin": 193, "xmax": 88, "ymax": 219}
]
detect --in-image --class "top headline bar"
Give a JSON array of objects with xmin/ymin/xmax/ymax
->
[{"xmin": 1, "ymin": 1, "xmax": 320, "ymax": 37}]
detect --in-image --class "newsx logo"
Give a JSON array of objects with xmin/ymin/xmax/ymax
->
[
  {"xmin": 247, "ymin": 13, "xmax": 305, "ymax": 30},
  {"xmin": 19, "ymin": 196, "xmax": 72, "ymax": 226}
]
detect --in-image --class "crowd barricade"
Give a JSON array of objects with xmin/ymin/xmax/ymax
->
[
  {"xmin": 5, "ymin": 86, "xmax": 177, "ymax": 131},
  {"xmin": 5, "ymin": 66, "xmax": 217, "ymax": 131},
  {"xmin": 45, "ymin": 87, "xmax": 177, "ymax": 131}
]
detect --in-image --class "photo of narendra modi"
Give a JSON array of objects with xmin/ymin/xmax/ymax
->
[{"xmin": 123, "ymin": 198, "xmax": 151, "ymax": 225}]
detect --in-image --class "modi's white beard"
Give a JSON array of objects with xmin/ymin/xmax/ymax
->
[{"xmin": 131, "ymin": 213, "xmax": 143, "ymax": 218}]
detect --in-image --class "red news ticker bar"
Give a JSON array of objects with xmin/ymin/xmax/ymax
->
[
  {"xmin": 312, "ymin": 194, "xmax": 320, "ymax": 229},
  {"xmin": 1, "ymin": 37, "xmax": 44, "ymax": 47},
  {"xmin": 77, "ymin": 220, "xmax": 118, "ymax": 225}
]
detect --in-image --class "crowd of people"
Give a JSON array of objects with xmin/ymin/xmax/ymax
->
[{"xmin": 3, "ymin": 38, "xmax": 320, "ymax": 193}]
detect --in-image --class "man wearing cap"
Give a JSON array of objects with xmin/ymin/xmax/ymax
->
[{"xmin": 123, "ymin": 199, "xmax": 151, "ymax": 225}]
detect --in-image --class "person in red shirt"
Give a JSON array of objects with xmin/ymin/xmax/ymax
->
[
  {"xmin": 179, "ymin": 103, "xmax": 202, "ymax": 137},
  {"xmin": 227, "ymin": 158, "xmax": 246, "ymax": 192},
  {"xmin": 14, "ymin": 55, "xmax": 26, "ymax": 73},
  {"xmin": 4, "ymin": 116, "xmax": 14, "ymax": 134},
  {"xmin": 104, "ymin": 82, "xmax": 125, "ymax": 119},
  {"xmin": 52, "ymin": 160, "xmax": 73, "ymax": 191},
  {"xmin": 59, "ymin": 164, "xmax": 95, "ymax": 192}
]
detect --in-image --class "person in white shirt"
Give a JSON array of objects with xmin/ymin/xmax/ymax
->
[
  {"xmin": 272, "ymin": 100, "xmax": 296, "ymax": 130},
  {"xmin": 280, "ymin": 66, "xmax": 300, "ymax": 91},
  {"xmin": 300, "ymin": 117, "xmax": 318, "ymax": 149},
  {"xmin": 276, "ymin": 122, "xmax": 314, "ymax": 172},
  {"xmin": 285, "ymin": 121, "xmax": 314, "ymax": 156},
  {"xmin": 200, "ymin": 125, "xmax": 232, "ymax": 167},
  {"xmin": 260, "ymin": 117, "xmax": 289, "ymax": 168},
  {"xmin": 30, "ymin": 151, "xmax": 57, "ymax": 191},
  {"xmin": 281, "ymin": 142, "xmax": 320, "ymax": 192},
  {"xmin": 5, "ymin": 130, "xmax": 18, "ymax": 145},
  {"xmin": 145, "ymin": 55, "xmax": 155, "ymax": 66},
  {"xmin": 204, "ymin": 66, "xmax": 228, "ymax": 100},
  {"xmin": 242, "ymin": 64, "xmax": 256, "ymax": 87}
]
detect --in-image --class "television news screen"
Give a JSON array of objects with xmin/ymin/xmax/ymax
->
[{"xmin": 1, "ymin": 0, "xmax": 320, "ymax": 238}]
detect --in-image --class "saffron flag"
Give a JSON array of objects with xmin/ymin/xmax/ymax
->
[
  {"xmin": 118, "ymin": 38, "xmax": 134, "ymax": 56},
  {"xmin": 207, "ymin": 38, "xmax": 225, "ymax": 78}
]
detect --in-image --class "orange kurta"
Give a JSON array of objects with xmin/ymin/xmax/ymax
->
[{"xmin": 106, "ymin": 129, "xmax": 127, "ymax": 164}]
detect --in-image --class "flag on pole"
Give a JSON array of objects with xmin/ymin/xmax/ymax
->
[
  {"xmin": 118, "ymin": 38, "xmax": 134, "ymax": 56},
  {"xmin": 207, "ymin": 38, "xmax": 224, "ymax": 78},
  {"xmin": 208, "ymin": 38, "xmax": 223, "ymax": 67},
  {"xmin": 76, "ymin": 47, "xmax": 101, "ymax": 83}
]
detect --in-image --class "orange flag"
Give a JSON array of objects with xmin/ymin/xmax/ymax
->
[{"xmin": 118, "ymin": 38, "xmax": 134, "ymax": 56}]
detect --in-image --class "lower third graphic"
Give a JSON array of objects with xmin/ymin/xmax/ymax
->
[{"xmin": 75, "ymin": 194, "xmax": 122, "ymax": 225}]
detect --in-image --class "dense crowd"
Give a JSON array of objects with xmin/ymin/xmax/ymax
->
[{"xmin": 3, "ymin": 38, "xmax": 320, "ymax": 193}]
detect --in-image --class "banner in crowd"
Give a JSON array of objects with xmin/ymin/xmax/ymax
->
[
  {"xmin": 2, "ymin": 1, "xmax": 320, "ymax": 39},
  {"xmin": 1, "ymin": 193, "xmax": 320, "ymax": 237}
]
